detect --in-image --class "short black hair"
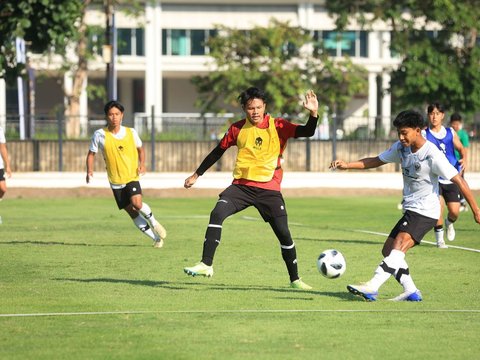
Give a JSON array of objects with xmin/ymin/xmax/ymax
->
[
  {"xmin": 104, "ymin": 100, "xmax": 124, "ymax": 115},
  {"xmin": 393, "ymin": 110, "xmax": 425, "ymax": 129},
  {"xmin": 238, "ymin": 87, "xmax": 267, "ymax": 107},
  {"xmin": 427, "ymin": 102, "xmax": 445, "ymax": 114},
  {"xmin": 450, "ymin": 112, "xmax": 462, "ymax": 122}
]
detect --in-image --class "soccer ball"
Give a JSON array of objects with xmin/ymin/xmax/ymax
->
[{"xmin": 317, "ymin": 249, "xmax": 346, "ymax": 279}]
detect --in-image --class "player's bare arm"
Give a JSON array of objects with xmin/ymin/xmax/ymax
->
[
  {"xmin": 0, "ymin": 143, "xmax": 11, "ymax": 178},
  {"xmin": 86, "ymin": 151, "xmax": 95, "ymax": 183},
  {"xmin": 302, "ymin": 89, "xmax": 318, "ymax": 117},
  {"xmin": 330, "ymin": 156, "xmax": 385, "ymax": 170},
  {"xmin": 137, "ymin": 147, "xmax": 146, "ymax": 176},
  {"xmin": 453, "ymin": 131, "xmax": 467, "ymax": 171},
  {"xmin": 450, "ymin": 174, "xmax": 480, "ymax": 224}
]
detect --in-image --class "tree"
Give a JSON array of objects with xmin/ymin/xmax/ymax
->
[
  {"xmin": 0, "ymin": 1, "xmax": 81, "ymax": 84},
  {"xmin": 325, "ymin": 0, "xmax": 480, "ymax": 115},
  {"xmin": 193, "ymin": 19, "xmax": 367, "ymax": 120}
]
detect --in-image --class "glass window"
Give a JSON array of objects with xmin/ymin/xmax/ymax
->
[
  {"xmin": 360, "ymin": 31, "xmax": 368, "ymax": 57},
  {"xmin": 135, "ymin": 28, "xmax": 144, "ymax": 56},
  {"xmin": 191, "ymin": 30, "xmax": 206, "ymax": 55},
  {"xmin": 162, "ymin": 29, "xmax": 168, "ymax": 55},
  {"xmin": 117, "ymin": 28, "xmax": 132, "ymax": 55},
  {"xmin": 171, "ymin": 29, "xmax": 188, "ymax": 56},
  {"xmin": 340, "ymin": 31, "xmax": 356, "ymax": 56},
  {"xmin": 322, "ymin": 31, "xmax": 340, "ymax": 56}
]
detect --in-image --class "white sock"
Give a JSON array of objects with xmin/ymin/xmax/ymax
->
[
  {"xmin": 435, "ymin": 228, "xmax": 444, "ymax": 243},
  {"xmin": 368, "ymin": 249, "xmax": 405, "ymax": 292},
  {"xmin": 394, "ymin": 258, "xmax": 418, "ymax": 293},
  {"xmin": 139, "ymin": 202, "xmax": 157, "ymax": 225},
  {"xmin": 133, "ymin": 215, "xmax": 156, "ymax": 241}
]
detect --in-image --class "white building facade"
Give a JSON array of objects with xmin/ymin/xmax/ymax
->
[{"xmin": 0, "ymin": 0, "xmax": 400, "ymax": 137}]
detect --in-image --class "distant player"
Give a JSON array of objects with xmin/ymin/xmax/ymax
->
[
  {"xmin": 0, "ymin": 126, "xmax": 12, "ymax": 222},
  {"xmin": 183, "ymin": 87, "xmax": 319, "ymax": 289},
  {"xmin": 330, "ymin": 110, "xmax": 480, "ymax": 301},
  {"xmin": 86, "ymin": 100, "xmax": 166, "ymax": 247},
  {"xmin": 425, "ymin": 103, "xmax": 467, "ymax": 247},
  {"xmin": 449, "ymin": 112, "xmax": 470, "ymax": 212}
]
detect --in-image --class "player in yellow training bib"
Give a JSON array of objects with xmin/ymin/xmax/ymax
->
[
  {"xmin": 183, "ymin": 87, "xmax": 319, "ymax": 290},
  {"xmin": 86, "ymin": 100, "xmax": 167, "ymax": 248}
]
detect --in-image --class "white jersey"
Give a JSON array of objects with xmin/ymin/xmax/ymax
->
[
  {"xmin": 89, "ymin": 126, "xmax": 142, "ymax": 154},
  {"xmin": 379, "ymin": 140, "xmax": 458, "ymax": 219},
  {"xmin": 0, "ymin": 127, "xmax": 6, "ymax": 169}
]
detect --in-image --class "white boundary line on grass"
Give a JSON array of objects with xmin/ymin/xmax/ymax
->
[
  {"xmin": 240, "ymin": 216, "xmax": 480, "ymax": 253},
  {"xmin": 1, "ymin": 309, "xmax": 480, "ymax": 318},
  {"xmin": 354, "ymin": 230, "xmax": 480, "ymax": 253}
]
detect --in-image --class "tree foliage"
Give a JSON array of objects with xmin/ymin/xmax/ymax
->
[
  {"xmin": 0, "ymin": 0, "xmax": 82, "ymax": 84},
  {"xmin": 325, "ymin": 0, "xmax": 480, "ymax": 115},
  {"xmin": 193, "ymin": 19, "xmax": 367, "ymax": 119}
]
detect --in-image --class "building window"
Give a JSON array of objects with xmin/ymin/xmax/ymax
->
[
  {"xmin": 171, "ymin": 29, "xmax": 188, "ymax": 55},
  {"xmin": 162, "ymin": 29, "xmax": 216, "ymax": 56},
  {"xmin": 117, "ymin": 28, "xmax": 144, "ymax": 56},
  {"xmin": 314, "ymin": 30, "xmax": 368, "ymax": 58}
]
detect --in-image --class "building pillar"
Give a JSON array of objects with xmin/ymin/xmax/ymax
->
[
  {"xmin": 381, "ymin": 72, "xmax": 392, "ymax": 135},
  {"xmin": 0, "ymin": 78, "xmax": 6, "ymax": 129},
  {"xmin": 298, "ymin": 2, "xmax": 314, "ymax": 29},
  {"xmin": 80, "ymin": 75, "xmax": 88, "ymax": 137},
  {"xmin": 368, "ymin": 72, "xmax": 378, "ymax": 121},
  {"xmin": 145, "ymin": 0, "xmax": 162, "ymax": 130}
]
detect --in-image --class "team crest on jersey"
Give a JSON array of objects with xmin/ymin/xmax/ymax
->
[
  {"xmin": 414, "ymin": 162, "xmax": 421, "ymax": 171},
  {"xmin": 254, "ymin": 137, "xmax": 263, "ymax": 150},
  {"xmin": 118, "ymin": 146, "xmax": 124, "ymax": 151}
]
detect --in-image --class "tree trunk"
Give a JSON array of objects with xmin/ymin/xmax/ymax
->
[{"xmin": 64, "ymin": 0, "xmax": 91, "ymax": 138}]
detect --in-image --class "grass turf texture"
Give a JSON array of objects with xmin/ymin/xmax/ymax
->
[{"xmin": 1, "ymin": 195, "xmax": 479, "ymax": 359}]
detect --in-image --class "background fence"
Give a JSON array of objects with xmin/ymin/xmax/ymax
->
[{"xmin": 7, "ymin": 138, "xmax": 480, "ymax": 173}]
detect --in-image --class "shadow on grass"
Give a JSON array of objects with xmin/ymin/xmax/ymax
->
[
  {"xmin": 296, "ymin": 237, "xmax": 380, "ymax": 245},
  {"xmin": 0, "ymin": 240, "xmax": 143, "ymax": 247},
  {"xmin": 54, "ymin": 277, "xmax": 353, "ymax": 300}
]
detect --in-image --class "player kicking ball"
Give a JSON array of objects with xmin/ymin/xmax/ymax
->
[
  {"xmin": 183, "ymin": 87, "xmax": 319, "ymax": 290},
  {"xmin": 330, "ymin": 110, "xmax": 480, "ymax": 301}
]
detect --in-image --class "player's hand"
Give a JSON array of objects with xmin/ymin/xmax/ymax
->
[
  {"xmin": 303, "ymin": 89, "xmax": 318, "ymax": 116},
  {"xmin": 458, "ymin": 158, "xmax": 467, "ymax": 172},
  {"xmin": 473, "ymin": 208, "xmax": 480, "ymax": 225},
  {"xmin": 5, "ymin": 166, "xmax": 11, "ymax": 178},
  {"xmin": 184, "ymin": 173, "xmax": 199, "ymax": 189},
  {"xmin": 138, "ymin": 164, "xmax": 146, "ymax": 176},
  {"xmin": 329, "ymin": 160, "xmax": 348, "ymax": 171}
]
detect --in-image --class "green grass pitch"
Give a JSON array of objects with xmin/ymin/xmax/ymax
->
[{"xmin": 0, "ymin": 194, "xmax": 479, "ymax": 359}]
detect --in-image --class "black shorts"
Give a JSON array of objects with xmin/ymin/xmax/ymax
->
[
  {"xmin": 219, "ymin": 184, "xmax": 287, "ymax": 222},
  {"xmin": 439, "ymin": 183, "xmax": 461, "ymax": 203},
  {"xmin": 0, "ymin": 169, "xmax": 4, "ymax": 181},
  {"xmin": 112, "ymin": 181, "xmax": 142, "ymax": 210},
  {"xmin": 388, "ymin": 210, "xmax": 437, "ymax": 244}
]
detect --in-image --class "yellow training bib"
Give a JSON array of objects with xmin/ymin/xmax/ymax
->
[
  {"xmin": 103, "ymin": 127, "xmax": 139, "ymax": 184},
  {"xmin": 233, "ymin": 116, "xmax": 280, "ymax": 182}
]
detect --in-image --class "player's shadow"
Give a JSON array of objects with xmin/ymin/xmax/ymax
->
[
  {"xmin": 1, "ymin": 240, "xmax": 143, "ymax": 247},
  {"xmin": 296, "ymin": 237, "xmax": 379, "ymax": 245},
  {"xmin": 55, "ymin": 277, "xmax": 349, "ymax": 299},
  {"xmin": 54, "ymin": 277, "xmax": 188, "ymax": 290}
]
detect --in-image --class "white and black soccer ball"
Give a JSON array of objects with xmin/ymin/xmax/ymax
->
[{"xmin": 317, "ymin": 249, "xmax": 346, "ymax": 279}]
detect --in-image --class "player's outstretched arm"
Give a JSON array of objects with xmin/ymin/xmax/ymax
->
[
  {"xmin": 451, "ymin": 174, "xmax": 480, "ymax": 224},
  {"xmin": 302, "ymin": 89, "xmax": 319, "ymax": 117},
  {"xmin": 330, "ymin": 157, "xmax": 385, "ymax": 171}
]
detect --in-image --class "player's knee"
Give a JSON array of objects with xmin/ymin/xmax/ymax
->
[{"xmin": 209, "ymin": 202, "xmax": 232, "ymax": 224}]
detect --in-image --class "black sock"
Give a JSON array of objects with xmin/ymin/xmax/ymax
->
[
  {"xmin": 281, "ymin": 246, "xmax": 299, "ymax": 282},
  {"xmin": 201, "ymin": 226, "xmax": 221, "ymax": 266}
]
